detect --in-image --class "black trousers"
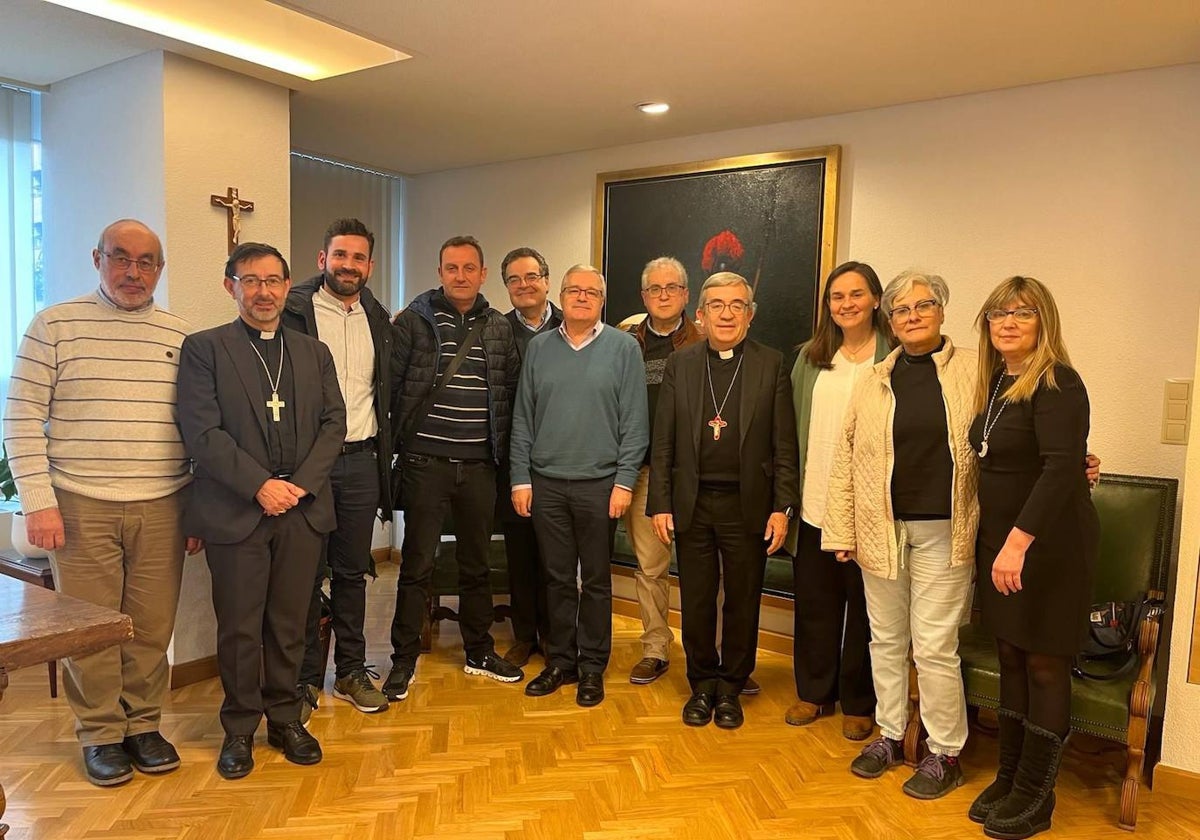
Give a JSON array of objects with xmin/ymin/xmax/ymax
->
[
  {"xmin": 676, "ymin": 486, "xmax": 766, "ymax": 695},
  {"xmin": 300, "ymin": 448, "xmax": 379, "ymax": 685},
  {"xmin": 531, "ymin": 473, "xmax": 615, "ymax": 674},
  {"xmin": 500, "ymin": 509, "xmax": 550, "ymax": 648},
  {"xmin": 390, "ymin": 454, "xmax": 497, "ymax": 667},
  {"xmin": 206, "ymin": 509, "xmax": 323, "ymax": 736},
  {"xmin": 791, "ymin": 520, "xmax": 875, "ymax": 715}
]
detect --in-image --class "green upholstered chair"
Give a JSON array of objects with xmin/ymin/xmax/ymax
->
[
  {"xmin": 421, "ymin": 513, "xmax": 512, "ymax": 652},
  {"xmin": 952, "ymin": 473, "xmax": 1176, "ymax": 831}
]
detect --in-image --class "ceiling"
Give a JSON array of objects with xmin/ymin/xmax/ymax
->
[{"xmin": 4, "ymin": 1, "xmax": 1199, "ymax": 175}]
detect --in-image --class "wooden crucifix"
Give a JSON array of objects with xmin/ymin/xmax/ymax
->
[{"xmin": 210, "ymin": 186, "xmax": 255, "ymax": 256}]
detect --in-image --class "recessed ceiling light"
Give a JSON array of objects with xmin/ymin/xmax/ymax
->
[
  {"xmin": 41, "ymin": 0, "xmax": 410, "ymax": 81},
  {"xmin": 636, "ymin": 102, "xmax": 670, "ymax": 115}
]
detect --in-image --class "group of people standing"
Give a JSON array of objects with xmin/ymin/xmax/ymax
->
[{"xmin": 3, "ymin": 216, "xmax": 1098, "ymax": 840}]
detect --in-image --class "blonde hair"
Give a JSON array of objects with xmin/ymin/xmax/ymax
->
[{"xmin": 974, "ymin": 276, "xmax": 1072, "ymax": 412}]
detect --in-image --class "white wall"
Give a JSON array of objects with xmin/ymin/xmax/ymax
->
[
  {"xmin": 1162, "ymin": 315, "xmax": 1200, "ymax": 773},
  {"xmin": 162, "ymin": 53, "xmax": 290, "ymax": 331},
  {"xmin": 42, "ymin": 51, "xmax": 166, "ymax": 304},
  {"xmin": 407, "ymin": 64, "xmax": 1200, "ymax": 483},
  {"xmin": 405, "ymin": 64, "xmax": 1200, "ymax": 773}
]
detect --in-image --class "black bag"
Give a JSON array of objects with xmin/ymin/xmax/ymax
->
[
  {"xmin": 389, "ymin": 318, "xmax": 486, "ymax": 510},
  {"xmin": 1071, "ymin": 598, "xmax": 1156, "ymax": 681}
]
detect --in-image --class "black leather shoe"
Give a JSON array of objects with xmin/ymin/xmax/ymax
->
[
  {"xmin": 524, "ymin": 666, "xmax": 579, "ymax": 697},
  {"xmin": 267, "ymin": 721, "xmax": 322, "ymax": 765},
  {"xmin": 682, "ymin": 692, "xmax": 716, "ymax": 726},
  {"xmin": 82, "ymin": 743, "xmax": 134, "ymax": 786},
  {"xmin": 576, "ymin": 672, "xmax": 605, "ymax": 707},
  {"xmin": 217, "ymin": 735, "xmax": 254, "ymax": 780},
  {"xmin": 122, "ymin": 731, "xmax": 180, "ymax": 773},
  {"xmin": 713, "ymin": 694, "xmax": 744, "ymax": 729}
]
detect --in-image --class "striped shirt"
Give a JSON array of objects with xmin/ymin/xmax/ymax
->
[
  {"xmin": 410, "ymin": 305, "xmax": 491, "ymax": 460},
  {"xmin": 2, "ymin": 289, "xmax": 193, "ymax": 512}
]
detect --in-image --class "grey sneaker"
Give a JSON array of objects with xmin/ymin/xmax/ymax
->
[
  {"xmin": 299, "ymin": 683, "xmax": 319, "ymax": 724},
  {"xmin": 902, "ymin": 752, "xmax": 964, "ymax": 800},
  {"xmin": 464, "ymin": 651, "xmax": 524, "ymax": 683},
  {"xmin": 850, "ymin": 736, "xmax": 904, "ymax": 779},
  {"xmin": 383, "ymin": 662, "xmax": 416, "ymax": 701},
  {"xmin": 333, "ymin": 668, "xmax": 389, "ymax": 713}
]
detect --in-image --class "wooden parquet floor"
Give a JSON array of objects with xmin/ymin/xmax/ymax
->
[{"xmin": 2, "ymin": 562, "xmax": 1198, "ymax": 840}]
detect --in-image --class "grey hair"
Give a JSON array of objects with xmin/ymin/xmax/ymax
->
[
  {"xmin": 698, "ymin": 271, "xmax": 756, "ymax": 311},
  {"xmin": 560, "ymin": 263, "xmax": 607, "ymax": 296},
  {"xmin": 640, "ymin": 256, "xmax": 687, "ymax": 290},
  {"xmin": 881, "ymin": 271, "xmax": 950, "ymax": 314}
]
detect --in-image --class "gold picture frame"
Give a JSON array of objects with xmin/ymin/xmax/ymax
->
[{"xmin": 594, "ymin": 145, "xmax": 840, "ymax": 354}]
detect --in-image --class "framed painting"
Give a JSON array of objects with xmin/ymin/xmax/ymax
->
[{"xmin": 594, "ymin": 146, "xmax": 840, "ymax": 357}]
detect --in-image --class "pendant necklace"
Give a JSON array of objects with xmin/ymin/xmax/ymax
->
[
  {"xmin": 977, "ymin": 372, "xmax": 1009, "ymax": 458},
  {"xmin": 248, "ymin": 335, "xmax": 286, "ymax": 422},
  {"xmin": 705, "ymin": 352, "xmax": 743, "ymax": 441}
]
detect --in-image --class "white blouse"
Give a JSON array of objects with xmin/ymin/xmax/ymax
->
[{"xmin": 801, "ymin": 350, "xmax": 874, "ymax": 528}]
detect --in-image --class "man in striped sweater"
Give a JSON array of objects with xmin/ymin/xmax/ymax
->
[
  {"xmin": 2, "ymin": 219, "xmax": 199, "ymax": 787},
  {"xmin": 384, "ymin": 235, "xmax": 523, "ymax": 701}
]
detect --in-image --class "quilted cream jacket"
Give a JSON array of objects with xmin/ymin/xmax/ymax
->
[{"xmin": 820, "ymin": 337, "xmax": 979, "ymax": 580}]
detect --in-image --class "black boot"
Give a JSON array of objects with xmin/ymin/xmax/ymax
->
[
  {"xmin": 983, "ymin": 720, "xmax": 1065, "ymax": 840},
  {"xmin": 969, "ymin": 708, "xmax": 1025, "ymax": 823}
]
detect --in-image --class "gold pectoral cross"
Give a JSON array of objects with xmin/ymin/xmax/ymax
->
[
  {"xmin": 708, "ymin": 415, "xmax": 727, "ymax": 441},
  {"xmin": 267, "ymin": 391, "xmax": 286, "ymax": 422}
]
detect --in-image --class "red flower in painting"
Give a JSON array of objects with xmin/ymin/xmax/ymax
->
[{"xmin": 701, "ymin": 230, "xmax": 745, "ymax": 273}]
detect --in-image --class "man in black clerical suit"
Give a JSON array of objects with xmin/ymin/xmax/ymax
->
[
  {"xmin": 647, "ymin": 271, "xmax": 799, "ymax": 730},
  {"xmin": 178, "ymin": 242, "xmax": 346, "ymax": 780}
]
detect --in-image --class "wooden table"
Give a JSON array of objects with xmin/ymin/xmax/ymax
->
[
  {"xmin": 0, "ymin": 576, "xmax": 133, "ymax": 838},
  {"xmin": 0, "ymin": 549, "xmax": 58, "ymax": 697}
]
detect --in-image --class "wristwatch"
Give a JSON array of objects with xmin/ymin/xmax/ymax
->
[{"xmin": 782, "ymin": 506, "xmax": 796, "ymax": 520}]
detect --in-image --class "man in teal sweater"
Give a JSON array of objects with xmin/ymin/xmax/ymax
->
[{"xmin": 510, "ymin": 264, "xmax": 648, "ymax": 707}]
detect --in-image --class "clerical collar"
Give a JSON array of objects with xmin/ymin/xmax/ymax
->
[
  {"xmin": 647, "ymin": 316, "xmax": 683, "ymax": 337},
  {"xmin": 706, "ymin": 340, "xmax": 745, "ymax": 361},
  {"xmin": 240, "ymin": 318, "xmax": 280, "ymax": 342}
]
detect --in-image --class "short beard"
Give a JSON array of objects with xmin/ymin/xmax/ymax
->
[{"xmin": 324, "ymin": 268, "xmax": 368, "ymax": 298}]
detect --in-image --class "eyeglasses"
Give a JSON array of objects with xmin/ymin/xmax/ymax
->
[
  {"xmin": 888, "ymin": 299, "xmax": 940, "ymax": 322},
  {"xmin": 233, "ymin": 274, "xmax": 287, "ymax": 290},
  {"xmin": 985, "ymin": 306, "xmax": 1040, "ymax": 323},
  {"xmin": 102, "ymin": 252, "xmax": 160, "ymax": 274},
  {"xmin": 703, "ymin": 300, "xmax": 751, "ymax": 316},
  {"xmin": 644, "ymin": 283, "xmax": 686, "ymax": 297},
  {"xmin": 562, "ymin": 286, "xmax": 603, "ymax": 300},
  {"xmin": 505, "ymin": 271, "xmax": 546, "ymax": 286}
]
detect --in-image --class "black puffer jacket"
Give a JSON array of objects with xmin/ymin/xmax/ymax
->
[{"xmin": 392, "ymin": 288, "xmax": 520, "ymax": 464}]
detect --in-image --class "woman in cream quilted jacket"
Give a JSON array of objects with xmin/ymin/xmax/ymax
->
[{"xmin": 821, "ymin": 271, "xmax": 978, "ymax": 801}]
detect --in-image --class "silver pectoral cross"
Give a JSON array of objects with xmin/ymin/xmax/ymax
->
[
  {"xmin": 266, "ymin": 391, "xmax": 286, "ymax": 422},
  {"xmin": 708, "ymin": 415, "xmax": 728, "ymax": 441}
]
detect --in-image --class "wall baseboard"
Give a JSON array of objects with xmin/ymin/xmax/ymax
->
[
  {"xmin": 170, "ymin": 655, "xmax": 219, "ymax": 689},
  {"xmin": 373, "ymin": 546, "xmax": 399, "ymax": 566},
  {"xmin": 1154, "ymin": 763, "xmax": 1200, "ymax": 801},
  {"xmin": 612, "ymin": 593, "xmax": 793, "ymax": 655}
]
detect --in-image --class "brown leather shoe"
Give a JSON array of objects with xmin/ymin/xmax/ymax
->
[
  {"xmin": 502, "ymin": 641, "xmax": 538, "ymax": 668},
  {"xmin": 842, "ymin": 714, "xmax": 875, "ymax": 741},
  {"xmin": 785, "ymin": 700, "xmax": 833, "ymax": 726},
  {"xmin": 629, "ymin": 657, "xmax": 669, "ymax": 684}
]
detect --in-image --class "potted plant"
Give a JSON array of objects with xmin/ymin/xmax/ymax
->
[{"xmin": 0, "ymin": 442, "xmax": 49, "ymax": 559}]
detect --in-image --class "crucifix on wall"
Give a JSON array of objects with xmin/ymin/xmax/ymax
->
[{"xmin": 210, "ymin": 186, "xmax": 255, "ymax": 256}]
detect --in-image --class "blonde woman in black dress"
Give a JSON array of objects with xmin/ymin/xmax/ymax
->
[{"xmin": 967, "ymin": 277, "xmax": 1099, "ymax": 840}]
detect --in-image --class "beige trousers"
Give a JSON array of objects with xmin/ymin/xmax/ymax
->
[
  {"xmin": 623, "ymin": 466, "xmax": 674, "ymax": 660},
  {"xmin": 50, "ymin": 488, "xmax": 186, "ymax": 746}
]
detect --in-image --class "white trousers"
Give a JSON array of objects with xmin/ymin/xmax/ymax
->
[{"xmin": 861, "ymin": 519, "xmax": 973, "ymax": 756}]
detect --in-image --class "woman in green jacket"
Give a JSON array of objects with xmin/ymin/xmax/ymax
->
[{"xmin": 786, "ymin": 261, "xmax": 892, "ymax": 739}]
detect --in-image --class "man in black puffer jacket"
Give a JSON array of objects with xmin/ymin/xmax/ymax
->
[{"xmin": 383, "ymin": 235, "xmax": 523, "ymax": 701}]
